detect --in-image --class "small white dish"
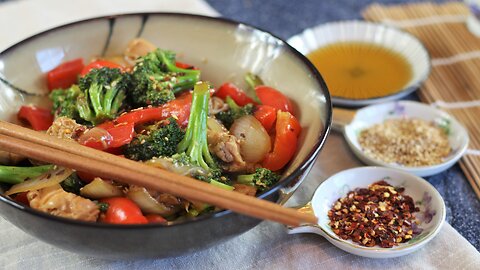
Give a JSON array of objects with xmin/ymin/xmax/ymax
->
[
  {"xmin": 287, "ymin": 20, "xmax": 431, "ymax": 107},
  {"xmin": 288, "ymin": 167, "xmax": 446, "ymax": 258},
  {"xmin": 334, "ymin": 101, "xmax": 469, "ymax": 177}
]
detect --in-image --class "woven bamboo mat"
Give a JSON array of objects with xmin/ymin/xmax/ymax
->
[{"xmin": 363, "ymin": 2, "xmax": 480, "ymax": 198}]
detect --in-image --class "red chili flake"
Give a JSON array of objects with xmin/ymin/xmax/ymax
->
[{"xmin": 328, "ymin": 180, "xmax": 419, "ymax": 248}]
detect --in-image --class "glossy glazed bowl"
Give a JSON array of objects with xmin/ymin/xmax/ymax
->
[{"xmin": 0, "ymin": 14, "xmax": 331, "ymax": 259}]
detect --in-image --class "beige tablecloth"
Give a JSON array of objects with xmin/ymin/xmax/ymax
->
[{"xmin": 0, "ymin": 1, "xmax": 479, "ymax": 269}]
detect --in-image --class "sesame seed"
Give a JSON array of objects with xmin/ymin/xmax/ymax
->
[{"xmin": 358, "ymin": 118, "xmax": 451, "ymax": 167}]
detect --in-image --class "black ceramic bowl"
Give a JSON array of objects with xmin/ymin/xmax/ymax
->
[{"xmin": 0, "ymin": 13, "xmax": 331, "ymax": 259}]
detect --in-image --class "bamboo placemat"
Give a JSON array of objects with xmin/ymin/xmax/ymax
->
[{"xmin": 363, "ymin": 2, "xmax": 480, "ymax": 198}]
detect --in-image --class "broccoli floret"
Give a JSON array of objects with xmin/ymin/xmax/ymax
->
[
  {"xmin": 175, "ymin": 82, "xmax": 234, "ymax": 190},
  {"xmin": 77, "ymin": 67, "xmax": 129, "ymax": 124},
  {"xmin": 177, "ymin": 82, "xmax": 217, "ymax": 170},
  {"xmin": 124, "ymin": 118, "xmax": 185, "ymax": 161},
  {"xmin": 0, "ymin": 164, "xmax": 54, "ymax": 184},
  {"xmin": 171, "ymin": 152, "xmax": 191, "ymax": 167},
  {"xmin": 49, "ymin": 67, "xmax": 129, "ymax": 125},
  {"xmin": 60, "ymin": 173, "xmax": 85, "ymax": 194},
  {"xmin": 236, "ymin": 168, "xmax": 280, "ymax": 191},
  {"xmin": 129, "ymin": 49, "xmax": 200, "ymax": 107},
  {"xmin": 194, "ymin": 167, "xmax": 229, "ymax": 184},
  {"xmin": 215, "ymin": 96, "xmax": 254, "ymax": 128},
  {"xmin": 50, "ymin": 85, "xmax": 82, "ymax": 120}
]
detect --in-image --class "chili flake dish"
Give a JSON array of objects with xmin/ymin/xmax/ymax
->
[
  {"xmin": 328, "ymin": 180, "xmax": 420, "ymax": 248},
  {"xmin": 289, "ymin": 167, "xmax": 446, "ymax": 258}
]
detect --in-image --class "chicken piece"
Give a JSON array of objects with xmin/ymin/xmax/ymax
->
[
  {"xmin": 46, "ymin": 117, "xmax": 86, "ymax": 140},
  {"xmin": 124, "ymin": 38, "xmax": 157, "ymax": 65},
  {"xmin": 28, "ymin": 185, "xmax": 100, "ymax": 222},
  {"xmin": 146, "ymin": 188, "xmax": 182, "ymax": 207},
  {"xmin": 207, "ymin": 128, "xmax": 250, "ymax": 173},
  {"xmin": 209, "ymin": 96, "xmax": 229, "ymax": 115},
  {"xmin": 233, "ymin": 184, "xmax": 257, "ymax": 196}
]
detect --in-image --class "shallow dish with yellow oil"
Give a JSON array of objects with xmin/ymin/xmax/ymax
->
[{"xmin": 288, "ymin": 20, "xmax": 431, "ymax": 107}]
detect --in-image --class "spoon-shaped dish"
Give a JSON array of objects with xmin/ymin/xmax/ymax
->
[
  {"xmin": 332, "ymin": 101, "xmax": 469, "ymax": 177},
  {"xmin": 288, "ymin": 166, "xmax": 446, "ymax": 258}
]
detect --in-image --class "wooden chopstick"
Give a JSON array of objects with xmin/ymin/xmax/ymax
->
[{"xmin": 0, "ymin": 121, "xmax": 317, "ymax": 226}]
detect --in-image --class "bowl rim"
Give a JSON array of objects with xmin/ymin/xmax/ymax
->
[
  {"xmin": 343, "ymin": 100, "xmax": 469, "ymax": 175},
  {"xmin": 0, "ymin": 12, "xmax": 332, "ymax": 228},
  {"xmin": 287, "ymin": 20, "xmax": 432, "ymax": 107},
  {"xmin": 312, "ymin": 166, "xmax": 446, "ymax": 253}
]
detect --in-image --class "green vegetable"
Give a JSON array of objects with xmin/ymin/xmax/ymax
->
[
  {"xmin": 177, "ymin": 82, "xmax": 218, "ymax": 171},
  {"xmin": 77, "ymin": 67, "xmax": 129, "ymax": 124},
  {"xmin": 171, "ymin": 153, "xmax": 192, "ymax": 167},
  {"xmin": 50, "ymin": 85, "xmax": 82, "ymax": 120},
  {"xmin": 215, "ymin": 96, "xmax": 254, "ymax": 129},
  {"xmin": 193, "ymin": 167, "xmax": 229, "ymax": 184},
  {"xmin": 236, "ymin": 168, "xmax": 280, "ymax": 191},
  {"xmin": 50, "ymin": 67, "xmax": 129, "ymax": 125},
  {"xmin": 129, "ymin": 48, "xmax": 200, "ymax": 107},
  {"xmin": 124, "ymin": 118, "xmax": 185, "ymax": 161},
  {"xmin": 244, "ymin": 72, "xmax": 263, "ymax": 104},
  {"xmin": 60, "ymin": 173, "xmax": 85, "ymax": 194},
  {"xmin": 210, "ymin": 179, "xmax": 234, "ymax": 191},
  {"xmin": 0, "ymin": 164, "xmax": 55, "ymax": 184},
  {"xmin": 97, "ymin": 202, "xmax": 109, "ymax": 212},
  {"xmin": 173, "ymin": 82, "xmax": 232, "ymax": 187}
]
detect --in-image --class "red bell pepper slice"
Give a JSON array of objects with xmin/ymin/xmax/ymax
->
[
  {"xmin": 261, "ymin": 111, "xmax": 301, "ymax": 171},
  {"xmin": 115, "ymin": 91, "xmax": 193, "ymax": 127},
  {"xmin": 175, "ymin": 61, "xmax": 197, "ymax": 70},
  {"xmin": 80, "ymin": 122, "xmax": 135, "ymax": 150},
  {"xmin": 115, "ymin": 107, "xmax": 163, "ymax": 127},
  {"xmin": 76, "ymin": 171, "xmax": 96, "ymax": 184},
  {"xmin": 17, "ymin": 106, "xmax": 54, "ymax": 131},
  {"xmin": 80, "ymin": 60, "xmax": 124, "ymax": 76},
  {"xmin": 215, "ymin": 83, "xmax": 255, "ymax": 106},
  {"xmin": 145, "ymin": 214, "xmax": 167, "ymax": 223},
  {"xmin": 255, "ymin": 86, "xmax": 294, "ymax": 114},
  {"xmin": 105, "ymin": 122, "xmax": 135, "ymax": 148},
  {"xmin": 99, "ymin": 197, "xmax": 148, "ymax": 224},
  {"xmin": 254, "ymin": 105, "xmax": 277, "ymax": 132},
  {"xmin": 90, "ymin": 91, "xmax": 192, "ymax": 149},
  {"xmin": 13, "ymin": 192, "xmax": 30, "ymax": 206},
  {"xmin": 47, "ymin": 58, "xmax": 84, "ymax": 90}
]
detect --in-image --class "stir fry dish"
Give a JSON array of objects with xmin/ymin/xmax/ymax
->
[{"xmin": 0, "ymin": 39, "xmax": 301, "ymax": 224}]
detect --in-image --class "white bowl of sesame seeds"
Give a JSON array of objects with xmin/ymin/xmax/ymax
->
[{"xmin": 341, "ymin": 101, "xmax": 469, "ymax": 177}]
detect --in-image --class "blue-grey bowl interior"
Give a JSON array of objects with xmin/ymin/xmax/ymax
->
[{"xmin": 0, "ymin": 13, "xmax": 331, "ymax": 259}]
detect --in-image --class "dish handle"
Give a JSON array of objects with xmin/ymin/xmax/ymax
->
[
  {"xmin": 332, "ymin": 107, "xmax": 356, "ymax": 131},
  {"xmin": 286, "ymin": 201, "xmax": 328, "ymax": 237}
]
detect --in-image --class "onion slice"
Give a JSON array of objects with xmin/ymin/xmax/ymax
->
[
  {"xmin": 145, "ymin": 157, "xmax": 208, "ymax": 177},
  {"xmin": 126, "ymin": 186, "xmax": 179, "ymax": 216},
  {"xmin": 80, "ymin": 178, "xmax": 123, "ymax": 199},
  {"xmin": 5, "ymin": 167, "xmax": 73, "ymax": 196},
  {"xmin": 207, "ymin": 117, "xmax": 227, "ymax": 133},
  {"xmin": 230, "ymin": 115, "xmax": 271, "ymax": 163}
]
